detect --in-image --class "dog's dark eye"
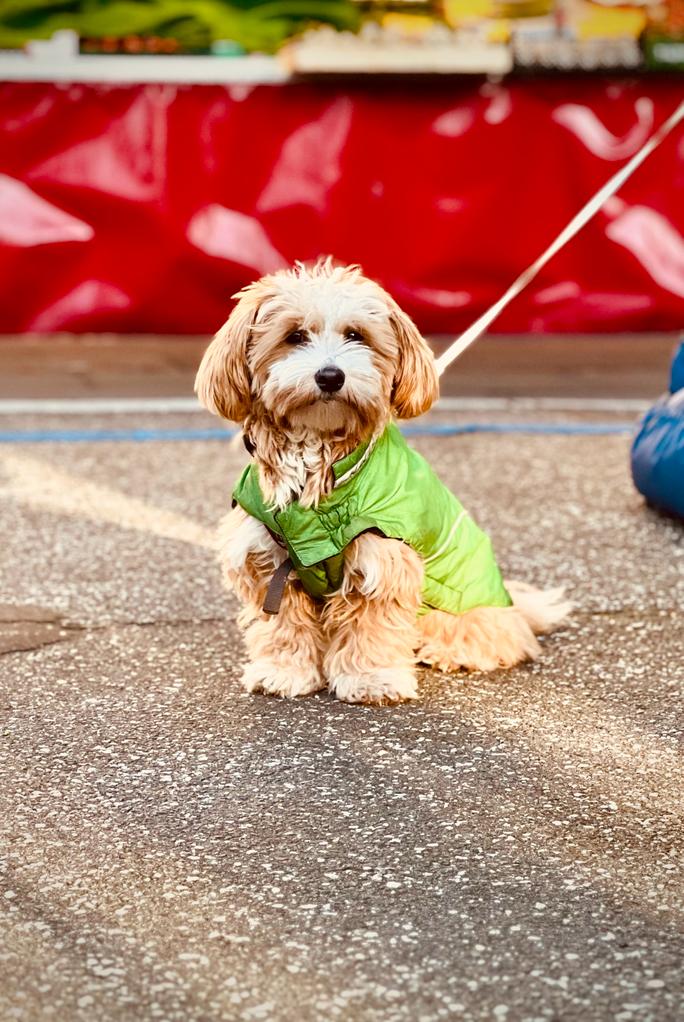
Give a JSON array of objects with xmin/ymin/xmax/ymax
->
[
  {"xmin": 345, "ymin": 330, "xmax": 364, "ymax": 343},
  {"xmin": 285, "ymin": 330, "xmax": 307, "ymax": 345}
]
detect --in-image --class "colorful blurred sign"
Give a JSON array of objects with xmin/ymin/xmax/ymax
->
[{"xmin": 0, "ymin": 0, "xmax": 683, "ymax": 70}]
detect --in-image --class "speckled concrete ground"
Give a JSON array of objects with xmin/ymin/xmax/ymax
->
[{"xmin": 1, "ymin": 409, "xmax": 683, "ymax": 1022}]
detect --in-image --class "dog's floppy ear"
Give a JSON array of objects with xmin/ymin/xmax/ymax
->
[
  {"xmin": 194, "ymin": 290, "xmax": 258, "ymax": 422},
  {"xmin": 390, "ymin": 303, "xmax": 439, "ymax": 419}
]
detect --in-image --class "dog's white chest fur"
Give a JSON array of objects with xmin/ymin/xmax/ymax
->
[{"xmin": 257, "ymin": 434, "xmax": 335, "ymax": 510}]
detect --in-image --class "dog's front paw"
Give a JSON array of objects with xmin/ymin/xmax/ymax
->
[
  {"xmin": 328, "ymin": 668, "xmax": 418, "ymax": 706},
  {"xmin": 241, "ymin": 660, "xmax": 325, "ymax": 699}
]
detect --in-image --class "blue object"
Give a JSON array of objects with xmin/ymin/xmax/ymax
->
[
  {"xmin": 671, "ymin": 342, "xmax": 684, "ymax": 394},
  {"xmin": 631, "ymin": 341, "xmax": 684, "ymax": 519}
]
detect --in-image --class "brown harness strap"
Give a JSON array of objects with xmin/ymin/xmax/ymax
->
[{"xmin": 263, "ymin": 557, "xmax": 294, "ymax": 615}]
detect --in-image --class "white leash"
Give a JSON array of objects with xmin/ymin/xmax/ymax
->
[{"xmin": 435, "ymin": 99, "xmax": 684, "ymax": 377}]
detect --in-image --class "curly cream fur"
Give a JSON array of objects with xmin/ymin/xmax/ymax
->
[
  {"xmin": 199, "ymin": 259, "xmax": 570, "ymax": 705},
  {"xmin": 323, "ymin": 535, "xmax": 424, "ymax": 704}
]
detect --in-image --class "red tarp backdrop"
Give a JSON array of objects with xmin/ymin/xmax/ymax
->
[{"xmin": 0, "ymin": 77, "xmax": 682, "ymax": 335}]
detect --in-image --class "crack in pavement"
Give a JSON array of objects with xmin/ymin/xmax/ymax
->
[
  {"xmin": 0, "ymin": 603, "xmax": 86, "ymax": 654},
  {"xmin": 0, "ymin": 612, "xmax": 229, "ymax": 657}
]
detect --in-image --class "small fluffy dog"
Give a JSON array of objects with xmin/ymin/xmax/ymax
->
[{"xmin": 195, "ymin": 259, "xmax": 570, "ymax": 704}]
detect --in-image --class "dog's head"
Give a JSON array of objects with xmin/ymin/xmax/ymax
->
[{"xmin": 195, "ymin": 259, "xmax": 438, "ymax": 436}]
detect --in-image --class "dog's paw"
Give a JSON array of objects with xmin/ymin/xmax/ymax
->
[
  {"xmin": 241, "ymin": 660, "xmax": 325, "ymax": 699},
  {"xmin": 328, "ymin": 668, "xmax": 418, "ymax": 706}
]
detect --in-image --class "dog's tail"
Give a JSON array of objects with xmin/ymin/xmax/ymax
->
[{"xmin": 505, "ymin": 580, "xmax": 573, "ymax": 635}]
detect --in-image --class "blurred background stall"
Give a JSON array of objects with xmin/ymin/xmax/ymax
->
[{"xmin": 0, "ymin": 0, "xmax": 682, "ymax": 338}]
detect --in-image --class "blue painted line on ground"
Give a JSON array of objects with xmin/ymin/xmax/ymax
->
[
  {"xmin": 401, "ymin": 423, "xmax": 634, "ymax": 437},
  {"xmin": 0, "ymin": 428, "xmax": 239, "ymax": 443},
  {"xmin": 0, "ymin": 422, "xmax": 635, "ymax": 443}
]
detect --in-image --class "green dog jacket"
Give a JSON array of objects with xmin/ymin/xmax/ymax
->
[{"xmin": 233, "ymin": 423, "xmax": 512, "ymax": 616}]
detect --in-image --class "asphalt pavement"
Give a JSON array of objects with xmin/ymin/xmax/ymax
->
[{"xmin": 0, "ymin": 337, "xmax": 683, "ymax": 1022}]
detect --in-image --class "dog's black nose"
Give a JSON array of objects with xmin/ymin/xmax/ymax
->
[{"xmin": 315, "ymin": 365, "xmax": 345, "ymax": 393}]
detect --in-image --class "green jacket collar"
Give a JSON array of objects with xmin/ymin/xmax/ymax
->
[{"xmin": 332, "ymin": 430, "xmax": 380, "ymax": 487}]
